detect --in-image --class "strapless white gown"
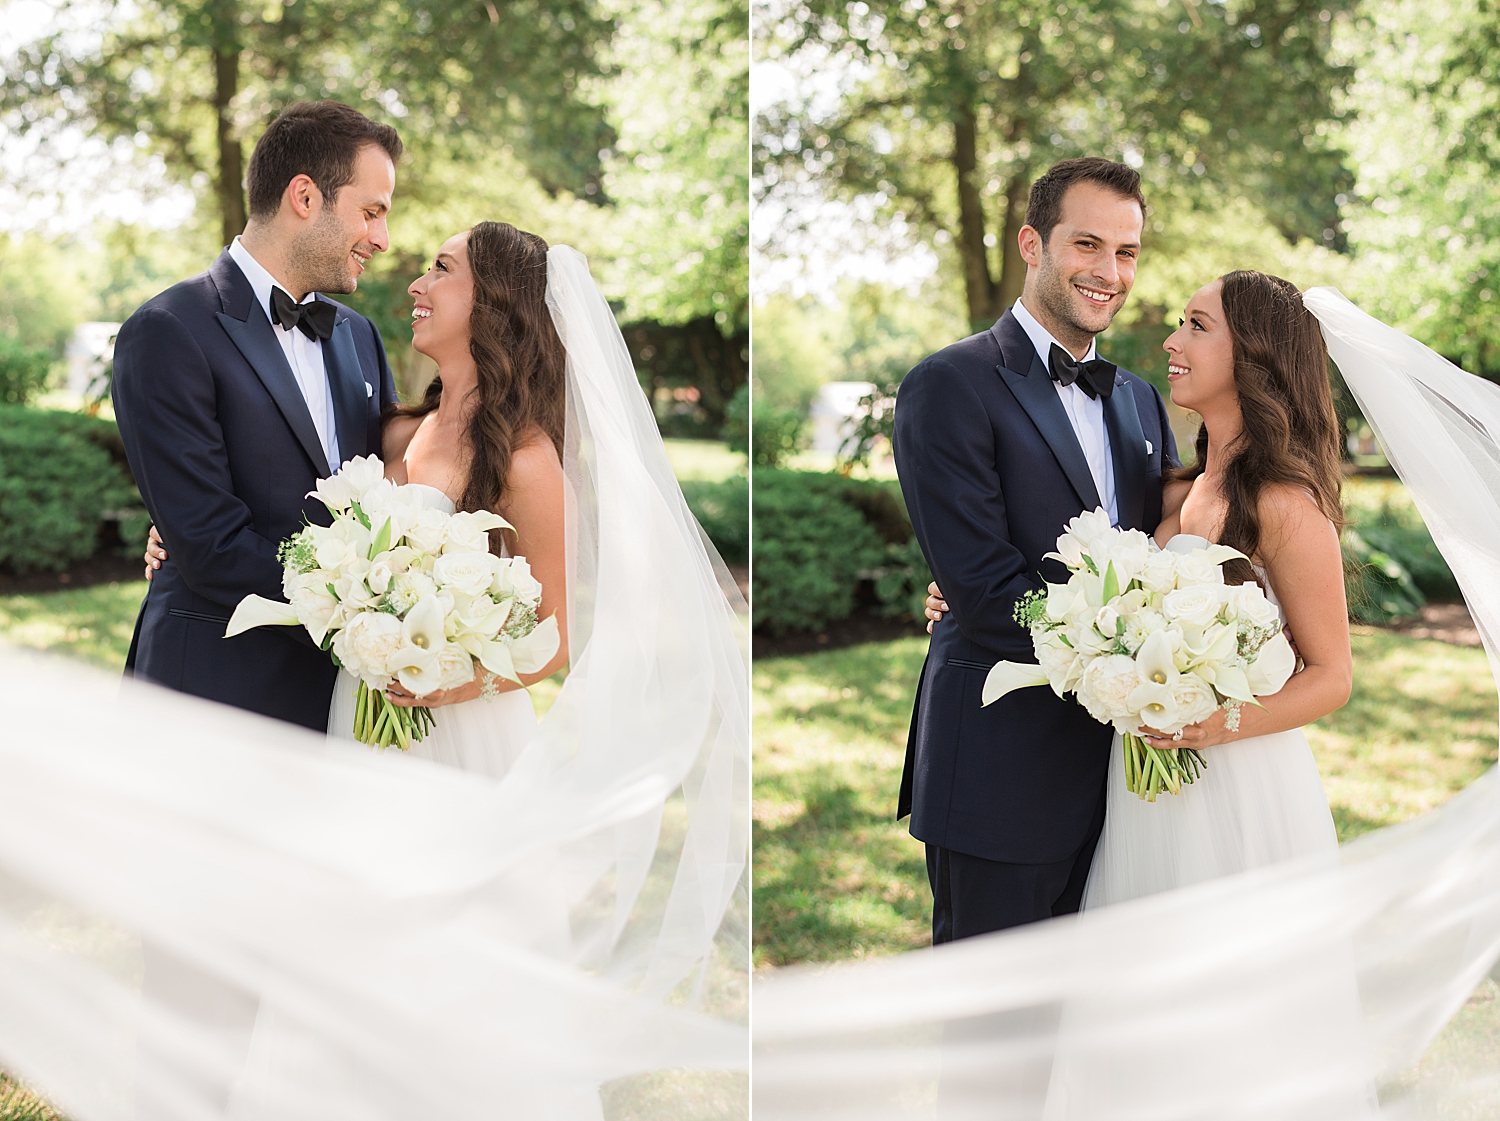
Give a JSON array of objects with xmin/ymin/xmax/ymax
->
[
  {"xmin": 1082, "ymin": 546, "xmax": 1340, "ymax": 908},
  {"xmin": 325, "ymin": 483, "xmax": 539, "ymax": 780}
]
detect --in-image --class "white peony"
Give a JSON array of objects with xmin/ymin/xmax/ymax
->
[
  {"xmin": 1036, "ymin": 637, "xmax": 1083, "ymax": 696},
  {"xmin": 1078, "ymin": 654, "xmax": 1142, "ymax": 725},
  {"xmin": 434, "ymin": 551, "xmax": 496, "ymax": 598},
  {"xmin": 288, "ymin": 582, "xmax": 338, "ymax": 645},
  {"xmin": 333, "ymin": 611, "xmax": 403, "ymax": 688},
  {"xmin": 1162, "ymin": 586, "xmax": 1222, "ymax": 628}
]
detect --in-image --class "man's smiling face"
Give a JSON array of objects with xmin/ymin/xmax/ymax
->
[{"xmin": 1023, "ymin": 181, "xmax": 1144, "ymax": 350}]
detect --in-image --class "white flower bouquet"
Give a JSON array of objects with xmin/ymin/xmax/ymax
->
[
  {"xmin": 224, "ymin": 455, "xmax": 560, "ymax": 749},
  {"xmin": 982, "ymin": 509, "xmax": 1297, "ymax": 800}
]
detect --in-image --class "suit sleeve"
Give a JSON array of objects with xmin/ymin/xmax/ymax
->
[
  {"xmin": 112, "ymin": 306, "xmax": 288, "ymax": 612},
  {"xmin": 371, "ymin": 318, "xmax": 400, "ymax": 409},
  {"xmin": 893, "ymin": 357, "xmax": 1040, "ymax": 660}
]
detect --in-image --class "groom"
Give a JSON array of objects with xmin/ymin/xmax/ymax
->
[
  {"xmin": 114, "ymin": 100, "xmax": 402, "ymax": 732},
  {"xmin": 893, "ymin": 157, "xmax": 1179, "ymax": 941}
]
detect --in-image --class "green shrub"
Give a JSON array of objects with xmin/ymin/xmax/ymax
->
[
  {"xmin": 722, "ymin": 383, "xmax": 749, "ymax": 457},
  {"xmin": 0, "ymin": 405, "xmax": 147, "ymax": 573},
  {"xmin": 682, "ymin": 475, "xmax": 748, "ymax": 565},
  {"xmin": 751, "ymin": 406, "xmax": 807, "ymax": 468},
  {"xmin": 752, "ymin": 470, "xmax": 932, "ymax": 634},
  {"xmin": 0, "ymin": 335, "xmax": 53, "ymax": 406},
  {"xmin": 1341, "ymin": 482, "xmax": 1459, "ymax": 623}
]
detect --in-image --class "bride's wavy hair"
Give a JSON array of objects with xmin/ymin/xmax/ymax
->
[
  {"xmin": 1170, "ymin": 270, "xmax": 1345, "ymax": 582},
  {"xmin": 387, "ymin": 221, "xmax": 566, "ymax": 548}
]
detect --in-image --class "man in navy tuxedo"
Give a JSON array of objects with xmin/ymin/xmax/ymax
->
[
  {"xmin": 893, "ymin": 158, "xmax": 1180, "ymax": 941},
  {"xmin": 114, "ymin": 101, "xmax": 403, "ymax": 732}
]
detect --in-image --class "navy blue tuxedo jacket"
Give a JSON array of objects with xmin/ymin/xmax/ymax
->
[
  {"xmin": 112, "ymin": 249, "xmax": 400, "ymax": 731},
  {"xmin": 892, "ymin": 310, "xmax": 1180, "ymax": 864}
]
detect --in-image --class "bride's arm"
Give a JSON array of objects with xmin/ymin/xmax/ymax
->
[{"xmin": 1144, "ymin": 484, "xmax": 1351, "ymax": 750}]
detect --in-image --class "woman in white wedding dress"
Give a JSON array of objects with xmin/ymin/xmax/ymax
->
[{"xmin": 329, "ymin": 220, "xmax": 571, "ymax": 779}]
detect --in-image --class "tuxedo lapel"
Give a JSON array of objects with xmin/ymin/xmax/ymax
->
[
  {"xmin": 321, "ymin": 307, "xmax": 369, "ymax": 463},
  {"xmin": 989, "ymin": 313, "xmax": 1102, "ymax": 512},
  {"xmin": 210, "ymin": 252, "xmax": 331, "ymax": 476},
  {"xmin": 1102, "ymin": 375, "xmax": 1148, "ymax": 531}
]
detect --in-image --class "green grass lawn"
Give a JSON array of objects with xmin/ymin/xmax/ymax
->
[{"xmin": 752, "ymin": 628, "xmax": 1500, "ymax": 969}]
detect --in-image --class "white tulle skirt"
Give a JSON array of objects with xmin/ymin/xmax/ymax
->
[
  {"xmin": 327, "ymin": 669, "xmax": 538, "ymax": 780},
  {"xmin": 1083, "ymin": 727, "xmax": 1340, "ymax": 909}
]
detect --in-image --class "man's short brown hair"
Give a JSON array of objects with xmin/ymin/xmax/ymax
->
[
  {"xmin": 1024, "ymin": 157, "xmax": 1147, "ymax": 246},
  {"xmin": 246, "ymin": 101, "xmax": 403, "ymax": 219}
]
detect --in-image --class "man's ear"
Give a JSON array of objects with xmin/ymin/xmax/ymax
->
[
  {"xmin": 1017, "ymin": 224, "xmax": 1044, "ymax": 269},
  {"xmin": 285, "ymin": 174, "xmax": 321, "ymax": 221}
]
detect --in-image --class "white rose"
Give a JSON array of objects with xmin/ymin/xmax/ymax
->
[
  {"xmin": 1174, "ymin": 552, "xmax": 1226, "ymax": 587},
  {"xmin": 1162, "ymin": 586, "xmax": 1221, "ymax": 628},
  {"xmin": 492, "ymin": 556, "xmax": 543, "ymax": 603},
  {"xmin": 434, "ymin": 551, "xmax": 496, "ymax": 598},
  {"xmin": 333, "ymin": 611, "xmax": 403, "ymax": 687},
  {"xmin": 366, "ymin": 560, "xmax": 393, "ymax": 595},
  {"xmin": 405, "ymin": 508, "xmax": 451, "ymax": 554},
  {"xmin": 1094, "ymin": 605, "xmax": 1121, "ymax": 638},
  {"xmin": 1171, "ymin": 672, "xmax": 1220, "ymax": 727},
  {"xmin": 436, "ymin": 643, "xmax": 476, "ymax": 690},
  {"xmin": 1138, "ymin": 550, "xmax": 1179, "ymax": 595},
  {"xmin": 338, "ymin": 454, "xmax": 387, "ymax": 501},
  {"xmin": 1225, "ymin": 581, "xmax": 1282, "ymax": 631},
  {"xmin": 444, "ymin": 510, "xmax": 511, "ymax": 555},
  {"xmin": 1078, "ymin": 654, "xmax": 1142, "ymax": 725}
]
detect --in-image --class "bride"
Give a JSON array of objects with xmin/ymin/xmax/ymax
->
[{"xmin": 926, "ymin": 269, "xmax": 1352, "ymax": 906}]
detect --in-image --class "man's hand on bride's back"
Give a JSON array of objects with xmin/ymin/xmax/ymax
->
[
  {"xmin": 143, "ymin": 525, "xmax": 167, "ymax": 581},
  {"xmin": 924, "ymin": 581, "xmax": 949, "ymax": 633}
]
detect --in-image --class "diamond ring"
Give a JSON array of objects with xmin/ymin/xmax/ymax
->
[{"xmin": 1172, "ymin": 730, "xmax": 1183, "ymax": 741}]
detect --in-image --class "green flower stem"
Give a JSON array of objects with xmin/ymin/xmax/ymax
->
[
  {"xmin": 346, "ymin": 682, "xmax": 434, "ymax": 751},
  {"xmin": 1124, "ymin": 733, "xmax": 1206, "ymax": 801}
]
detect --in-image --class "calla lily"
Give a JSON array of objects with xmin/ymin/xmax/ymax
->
[
  {"xmin": 981, "ymin": 661, "xmax": 1050, "ymax": 707},
  {"xmin": 1135, "ymin": 630, "xmax": 1178, "ymax": 687},
  {"xmin": 224, "ymin": 595, "xmax": 300, "ymax": 638},
  {"xmin": 401, "ymin": 595, "xmax": 449, "ymax": 655},
  {"xmin": 1246, "ymin": 631, "xmax": 1296, "ymax": 695},
  {"xmin": 1181, "ymin": 623, "xmax": 1238, "ymax": 667},
  {"xmin": 476, "ymin": 639, "xmax": 518, "ymax": 683},
  {"xmin": 1126, "ymin": 682, "xmax": 1179, "ymax": 732},
  {"xmin": 386, "ymin": 644, "xmax": 444, "ymax": 697},
  {"xmin": 1211, "ymin": 663, "xmax": 1255, "ymax": 703},
  {"xmin": 511, "ymin": 614, "xmax": 560, "ymax": 675}
]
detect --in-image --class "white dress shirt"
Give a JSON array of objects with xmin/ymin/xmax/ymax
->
[
  {"xmin": 1011, "ymin": 298, "xmax": 1117, "ymax": 524},
  {"xmin": 228, "ymin": 237, "xmax": 342, "ymax": 471}
]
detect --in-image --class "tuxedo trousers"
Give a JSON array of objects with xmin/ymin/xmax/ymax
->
[{"xmin": 926, "ymin": 787, "xmax": 1107, "ymax": 943}]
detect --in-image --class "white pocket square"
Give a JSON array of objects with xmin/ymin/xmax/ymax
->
[
  {"xmin": 365, "ymin": 381, "xmax": 374, "ymax": 398},
  {"xmin": 1146, "ymin": 440, "xmax": 1153, "ymax": 456}
]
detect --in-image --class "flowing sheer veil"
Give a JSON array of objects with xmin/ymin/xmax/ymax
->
[
  {"xmin": 754, "ymin": 288, "xmax": 1500, "ymax": 1120},
  {"xmin": 0, "ymin": 248, "xmax": 747, "ymax": 1117}
]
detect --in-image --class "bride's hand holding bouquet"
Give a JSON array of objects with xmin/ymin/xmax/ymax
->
[{"xmin": 224, "ymin": 454, "xmax": 561, "ymax": 749}]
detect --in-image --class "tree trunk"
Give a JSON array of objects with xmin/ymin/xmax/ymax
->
[
  {"xmin": 952, "ymin": 105, "xmax": 997, "ymax": 333},
  {"xmin": 996, "ymin": 172, "xmax": 1030, "ymax": 308},
  {"xmin": 213, "ymin": 47, "xmax": 246, "ymax": 248}
]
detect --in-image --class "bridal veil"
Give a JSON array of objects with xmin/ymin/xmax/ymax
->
[{"xmin": 0, "ymin": 247, "xmax": 748, "ymax": 1117}]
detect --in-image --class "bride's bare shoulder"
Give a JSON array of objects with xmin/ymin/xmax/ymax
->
[
  {"xmin": 1257, "ymin": 483, "xmax": 1336, "ymax": 554},
  {"xmin": 382, "ymin": 413, "xmax": 425, "ymax": 474},
  {"xmin": 508, "ymin": 429, "xmax": 563, "ymax": 485}
]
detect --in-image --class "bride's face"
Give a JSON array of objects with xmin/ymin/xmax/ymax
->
[
  {"xmin": 1163, "ymin": 281, "xmax": 1237, "ymax": 414},
  {"xmin": 408, "ymin": 232, "xmax": 475, "ymax": 361}
]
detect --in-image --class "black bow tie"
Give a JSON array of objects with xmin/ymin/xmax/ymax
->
[
  {"xmin": 270, "ymin": 286, "xmax": 336, "ymax": 342},
  {"xmin": 1048, "ymin": 343, "xmax": 1117, "ymax": 400}
]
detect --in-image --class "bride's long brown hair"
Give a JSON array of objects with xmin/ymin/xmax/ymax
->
[
  {"xmin": 1170, "ymin": 270, "xmax": 1345, "ymax": 581},
  {"xmin": 385, "ymin": 221, "xmax": 567, "ymax": 547}
]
